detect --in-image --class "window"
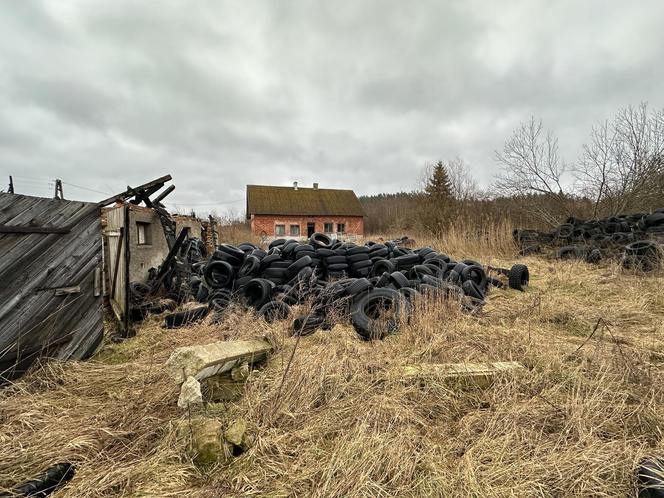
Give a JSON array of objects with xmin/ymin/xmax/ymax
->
[
  {"xmin": 290, "ymin": 224, "xmax": 300, "ymax": 236},
  {"xmin": 324, "ymin": 222, "xmax": 333, "ymax": 233},
  {"xmin": 275, "ymin": 224, "xmax": 286, "ymax": 236},
  {"xmin": 136, "ymin": 222, "xmax": 151, "ymax": 245},
  {"xmin": 337, "ymin": 223, "xmax": 345, "ymax": 234}
]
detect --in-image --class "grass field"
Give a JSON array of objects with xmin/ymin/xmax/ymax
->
[{"xmin": 1, "ymin": 232, "xmax": 663, "ymax": 497}]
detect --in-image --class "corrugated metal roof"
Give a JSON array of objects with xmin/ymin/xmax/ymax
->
[
  {"xmin": 246, "ymin": 184, "xmax": 366, "ymax": 218},
  {"xmin": 0, "ymin": 193, "xmax": 103, "ymax": 381}
]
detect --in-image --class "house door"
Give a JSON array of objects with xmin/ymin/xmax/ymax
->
[{"xmin": 307, "ymin": 222, "xmax": 315, "ymax": 237}]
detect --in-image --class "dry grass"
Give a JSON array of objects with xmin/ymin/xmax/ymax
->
[{"xmin": 1, "ymin": 234, "xmax": 663, "ymax": 497}]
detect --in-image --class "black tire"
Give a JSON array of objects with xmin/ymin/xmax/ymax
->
[
  {"xmin": 293, "ymin": 314, "xmax": 325, "ymax": 336},
  {"xmin": 259, "ymin": 301, "xmax": 291, "ymax": 322},
  {"xmin": 346, "ymin": 278, "xmax": 372, "ymax": 297},
  {"xmin": 164, "ymin": 306, "xmax": 209, "ymax": 329},
  {"xmin": 636, "ymin": 458, "xmax": 664, "ymax": 498},
  {"xmin": 238, "ymin": 255, "xmax": 261, "ymax": 278},
  {"xmin": 208, "ymin": 297, "xmax": 230, "ymax": 312},
  {"xmin": 217, "ymin": 243, "xmax": 246, "ymax": 261},
  {"xmin": 259, "ymin": 254, "xmax": 282, "ymax": 270},
  {"xmin": 460, "ymin": 265, "xmax": 487, "ymax": 290},
  {"xmin": 351, "ymin": 288, "xmax": 405, "ymax": 340},
  {"xmin": 398, "ymin": 287, "xmax": 420, "ymax": 301},
  {"xmin": 644, "ymin": 212, "xmax": 664, "ymax": 228},
  {"xmin": 408, "ymin": 265, "xmax": 433, "ymax": 280},
  {"xmin": 347, "ymin": 253, "xmax": 370, "ymax": 263},
  {"xmin": 462, "ymin": 279, "xmax": 484, "ymax": 300},
  {"xmin": 394, "ymin": 254, "xmax": 420, "ymax": 269},
  {"xmin": 204, "ymin": 260, "xmax": 235, "ymax": 288},
  {"xmin": 556, "ymin": 246, "xmax": 586, "ymax": 260},
  {"xmin": 286, "ymin": 255, "xmax": 313, "ymax": 278},
  {"xmin": 269, "ymin": 238, "xmax": 287, "ymax": 249},
  {"xmin": 625, "ymin": 240, "xmax": 658, "ymax": 256},
  {"xmin": 389, "ymin": 271, "xmax": 409, "ymax": 289},
  {"xmin": 508, "ymin": 264, "xmax": 529, "ymax": 291},
  {"xmin": 350, "ymin": 259, "xmax": 372, "ymax": 270},
  {"xmin": 310, "ymin": 232, "xmax": 333, "ymax": 248},
  {"xmin": 370, "ymin": 259, "xmax": 395, "ymax": 276},
  {"xmin": 129, "ymin": 282, "xmax": 151, "ymax": 304},
  {"xmin": 243, "ymin": 278, "xmax": 274, "ymax": 308},
  {"xmin": 347, "ymin": 246, "xmax": 370, "ymax": 256},
  {"xmin": 315, "ymin": 248, "xmax": 335, "ymax": 258}
]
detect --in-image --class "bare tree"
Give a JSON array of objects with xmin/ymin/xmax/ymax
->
[
  {"xmin": 494, "ymin": 117, "xmax": 570, "ymax": 224},
  {"xmin": 445, "ymin": 157, "xmax": 479, "ymax": 202},
  {"xmin": 575, "ymin": 103, "xmax": 664, "ymax": 215}
]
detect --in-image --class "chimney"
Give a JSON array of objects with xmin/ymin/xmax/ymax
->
[
  {"xmin": 313, "ymin": 182, "xmax": 319, "ymax": 190},
  {"xmin": 293, "ymin": 181, "xmax": 298, "ymax": 190}
]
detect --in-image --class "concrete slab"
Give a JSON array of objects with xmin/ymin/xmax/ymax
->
[{"xmin": 166, "ymin": 338, "xmax": 272, "ymax": 384}]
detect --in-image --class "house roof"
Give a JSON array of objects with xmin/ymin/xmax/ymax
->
[{"xmin": 246, "ymin": 185, "xmax": 366, "ymax": 218}]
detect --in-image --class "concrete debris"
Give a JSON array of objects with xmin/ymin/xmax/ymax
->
[
  {"xmin": 177, "ymin": 376, "xmax": 203, "ymax": 409},
  {"xmin": 224, "ymin": 418, "xmax": 248, "ymax": 449},
  {"xmin": 401, "ymin": 361, "xmax": 526, "ymax": 389},
  {"xmin": 177, "ymin": 417, "xmax": 230, "ymax": 466},
  {"xmin": 165, "ymin": 339, "xmax": 272, "ymax": 384}
]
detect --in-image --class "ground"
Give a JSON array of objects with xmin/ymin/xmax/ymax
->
[{"xmin": 1, "ymin": 242, "xmax": 663, "ymax": 497}]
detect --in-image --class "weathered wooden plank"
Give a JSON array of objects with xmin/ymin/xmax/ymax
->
[
  {"xmin": 0, "ymin": 193, "xmax": 104, "ymax": 381},
  {"xmin": 0, "ymin": 225, "xmax": 70, "ymax": 234}
]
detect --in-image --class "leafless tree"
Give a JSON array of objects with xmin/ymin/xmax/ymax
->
[
  {"xmin": 494, "ymin": 117, "xmax": 570, "ymax": 225},
  {"xmin": 576, "ymin": 102, "xmax": 664, "ymax": 216}
]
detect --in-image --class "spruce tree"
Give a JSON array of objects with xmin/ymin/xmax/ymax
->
[{"xmin": 425, "ymin": 161, "xmax": 453, "ymax": 202}]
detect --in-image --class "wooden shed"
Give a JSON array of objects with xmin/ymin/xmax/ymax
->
[{"xmin": 0, "ymin": 193, "xmax": 104, "ymax": 382}]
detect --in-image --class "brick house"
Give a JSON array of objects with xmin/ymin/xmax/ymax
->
[{"xmin": 246, "ymin": 183, "xmax": 366, "ymax": 239}]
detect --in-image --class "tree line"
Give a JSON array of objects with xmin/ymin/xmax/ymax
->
[{"xmin": 361, "ymin": 102, "xmax": 664, "ymax": 234}]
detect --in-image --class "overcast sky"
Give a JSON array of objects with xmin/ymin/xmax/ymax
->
[{"xmin": 1, "ymin": 1, "xmax": 662, "ymax": 215}]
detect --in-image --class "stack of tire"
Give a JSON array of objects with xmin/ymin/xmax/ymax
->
[
  {"xmin": 154, "ymin": 233, "xmax": 529, "ymax": 340},
  {"xmin": 514, "ymin": 208, "xmax": 664, "ymax": 266}
]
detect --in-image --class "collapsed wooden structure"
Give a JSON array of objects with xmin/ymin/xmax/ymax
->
[{"xmin": 0, "ymin": 175, "xmax": 174, "ymax": 382}]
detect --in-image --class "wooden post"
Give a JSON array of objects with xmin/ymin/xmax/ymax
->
[
  {"xmin": 54, "ymin": 179, "xmax": 64, "ymax": 200},
  {"xmin": 110, "ymin": 227, "xmax": 124, "ymax": 300},
  {"xmin": 8, "ymin": 176, "xmax": 14, "ymax": 194},
  {"xmin": 123, "ymin": 204, "xmax": 132, "ymax": 337}
]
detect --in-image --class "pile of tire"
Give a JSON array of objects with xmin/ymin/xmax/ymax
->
[
  {"xmin": 514, "ymin": 208, "xmax": 664, "ymax": 267},
  {"xmin": 150, "ymin": 233, "xmax": 529, "ymax": 341}
]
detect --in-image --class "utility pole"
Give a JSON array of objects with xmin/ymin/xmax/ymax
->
[
  {"xmin": 8, "ymin": 176, "xmax": 14, "ymax": 194},
  {"xmin": 54, "ymin": 179, "xmax": 64, "ymax": 199}
]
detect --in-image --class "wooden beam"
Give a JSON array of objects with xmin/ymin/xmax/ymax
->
[
  {"xmin": 123, "ymin": 204, "xmax": 131, "ymax": 337},
  {"xmin": 152, "ymin": 185, "xmax": 176, "ymax": 205},
  {"xmin": 0, "ymin": 225, "xmax": 70, "ymax": 234},
  {"xmin": 110, "ymin": 227, "xmax": 125, "ymax": 300},
  {"xmin": 95, "ymin": 174, "xmax": 172, "ymax": 208}
]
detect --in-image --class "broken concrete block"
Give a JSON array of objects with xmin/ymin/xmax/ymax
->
[
  {"xmin": 177, "ymin": 417, "xmax": 231, "ymax": 466},
  {"xmin": 224, "ymin": 418, "xmax": 248, "ymax": 448},
  {"xmin": 166, "ymin": 339, "xmax": 272, "ymax": 384},
  {"xmin": 177, "ymin": 376, "xmax": 203, "ymax": 409},
  {"xmin": 401, "ymin": 361, "xmax": 525, "ymax": 389}
]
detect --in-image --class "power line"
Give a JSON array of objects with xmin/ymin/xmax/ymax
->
[{"xmin": 61, "ymin": 181, "xmax": 113, "ymax": 196}]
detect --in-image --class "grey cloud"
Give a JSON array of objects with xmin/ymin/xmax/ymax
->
[{"xmin": 0, "ymin": 0, "xmax": 663, "ymax": 212}]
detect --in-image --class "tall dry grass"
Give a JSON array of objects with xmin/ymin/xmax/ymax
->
[{"xmin": 1, "ymin": 234, "xmax": 663, "ymax": 497}]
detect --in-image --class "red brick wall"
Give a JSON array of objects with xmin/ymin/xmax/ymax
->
[{"xmin": 250, "ymin": 215, "xmax": 364, "ymax": 237}]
